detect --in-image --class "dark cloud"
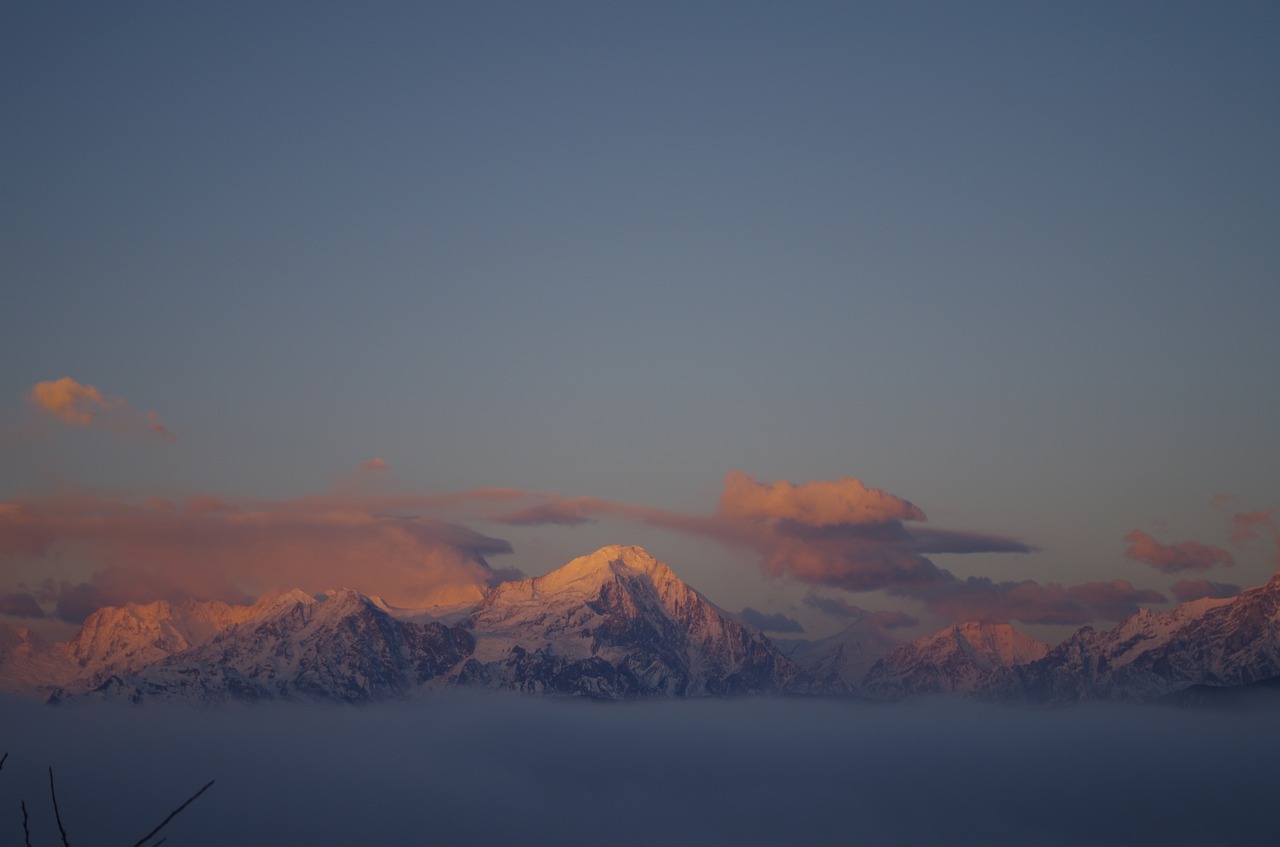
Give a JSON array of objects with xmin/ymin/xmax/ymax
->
[
  {"xmin": 907, "ymin": 528, "xmax": 1035, "ymax": 555},
  {"xmin": 1170, "ymin": 579, "xmax": 1241, "ymax": 603},
  {"xmin": 0, "ymin": 591, "xmax": 44, "ymax": 618},
  {"xmin": 738, "ymin": 607, "xmax": 804, "ymax": 633},
  {"xmin": 1124, "ymin": 530, "xmax": 1234, "ymax": 573},
  {"xmin": 898, "ymin": 576, "xmax": 1167, "ymax": 625}
]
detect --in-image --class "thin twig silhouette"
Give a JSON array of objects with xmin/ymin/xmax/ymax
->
[
  {"xmin": 21, "ymin": 799, "xmax": 32, "ymax": 847},
  {"xmin": 129, "ymin": 779, "xmax": 214, "ymax": 847},
  {"xmin": 49, "ymin": 767, "xmax": 70, "ymax": 847},
  {"xmin": 1, "ymin": 751, "xmax": 8, "ymax": 770}
]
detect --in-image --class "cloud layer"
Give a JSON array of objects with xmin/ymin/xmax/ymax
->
[
  {"xmin": 0, "ymin": 490, "xmax": 520, "ymax": 622},
  {"xmin": 489, "ymin": 472, "xmax": 1154, "ymax": 626}
]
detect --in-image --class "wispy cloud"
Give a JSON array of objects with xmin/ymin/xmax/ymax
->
[
  {"xmin": 27, "ymin": 377, "xmax": 175, "ymax": 441},
  {"xmin": 1124, "ymin": 529, "xmax": 1234, "ymax": 573}
]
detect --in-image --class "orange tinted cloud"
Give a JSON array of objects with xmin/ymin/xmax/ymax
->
[
  {"xmin": 0, "ymin": 489, "xmax": 518, "ymax": 621},
  {"xmin": 718, "ymin": 471, "xmax": 926, "ymax": 526},
  {"xmin": 27, "ymin": 377, "xmax": 175, "ymax": 441},
  {"xmin": 1170, "ymin": 579, "xmax": 1240, "ymax": 604},
  {"xmin": 360, "ymin": 458, "xmax": 390, "ymax": 471},
  {"xmin": 1124, "ymin": 530, "xmax": 1234, "ymax": 573}
]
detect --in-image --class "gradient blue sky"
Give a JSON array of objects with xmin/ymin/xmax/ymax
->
[{"xmin": 3, "ymin": 1, "xmax": 1278, "ymax": 639}]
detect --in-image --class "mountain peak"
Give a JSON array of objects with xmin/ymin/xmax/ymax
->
[{"xmin": 532, "ymin": 545, "xmax": 672, "ymax": 594}]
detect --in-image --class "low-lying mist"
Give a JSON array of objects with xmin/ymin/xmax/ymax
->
[{"xmin": 1, "ymin": 693, "xmax": 1274, "ymax": 846}]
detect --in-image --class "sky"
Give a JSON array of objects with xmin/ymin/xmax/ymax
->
[{"xmin": 2, "ymin": 1, "xmax": 1279, "ymax": 643}]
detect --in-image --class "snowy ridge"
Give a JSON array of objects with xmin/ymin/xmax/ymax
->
[{"xmin": 986, "ymin": 575, "xmax": 1280, "ymax": 704}]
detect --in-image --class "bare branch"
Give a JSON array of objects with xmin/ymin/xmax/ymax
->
[
  {"xmin": 22, "ymin": 799, "xmax": 33, "ymax": 847},
  {"xmin": 48, "ymin": 767, "xmax": 69, "ymax": 847},
  {"xmin": 1, "ymin": 751, "xmax": 8, "ymax": 770},
  {"xmin": 129, "ymin": 780, "xmax": 214, "ymax": 847}
]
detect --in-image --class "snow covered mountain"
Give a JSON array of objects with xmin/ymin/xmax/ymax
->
[
  {"xmin": 6, "ymin": 545, "xmax": 805, "ymax": 703},
  {"xmin": 778, "ymin": 619, "xmax": 903, "ymax": 693},
  {"xmin": 67, "ymin": 589, "xmax": 474, "ymax": 704},
  {"xmin": 457, "ymin": 545, "xmax": 806, "ymax": 697},
  {"xmin": 11, "ymin": 549, "xmax": 1280, "ymax": 706},
  {"xmin": 985, "ymin": 574, "xmax": 1280, "ymax": 704},
  {"xmin": 861, "ymin": 621, "xmax": 1049, "ymax": 700}
]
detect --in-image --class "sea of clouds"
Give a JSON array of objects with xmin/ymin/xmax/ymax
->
[{"xmin": 1, "ymin": 692, "xmax": 1276, "ymax": 846}]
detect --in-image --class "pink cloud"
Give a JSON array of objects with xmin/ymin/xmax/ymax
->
[
  {"xmin": 27, "ymin": 377, "xmax": 175, "ymax": 441},
  {"xmin": 1124, "ymin": 530, "xmax": 1234, "ymax": 573},
  {"xmin": 360, "ymin": 458, "xmax": 390, "ymax": 471},
  {"xmin": 1170, "ymin": 579, "xmax": 1240, "ymax": 604}
]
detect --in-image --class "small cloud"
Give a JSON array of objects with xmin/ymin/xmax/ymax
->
[
  {"xmin": 738, "ymin": 607, "xmax": 804, "ymax": 634},
  {"xmin": 1210, "ymin": 493, "xmax": 1236, "ymax": 509},
  {"xmin": 1170, "ymin": 579, "xmax": 1240, "ymax": 604},
  {"xmin": 360, "ymin": 458, "xmax": 390, "ymax": 471},
  {"xmin": 27, "ymin": 377, "xmax": 175, "ymax": 441},
  {"xmin": 0, "ymin": 591, "xmax": 44, "ymax": 619},
  {"xmin": 1124, "ymin": 530, "xmax": 1234, "ymax": 573}
]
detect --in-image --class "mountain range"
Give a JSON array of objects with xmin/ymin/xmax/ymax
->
[{"xmin": 2, "ymin": 545, "xmax": 1278, "ymax": 705}]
